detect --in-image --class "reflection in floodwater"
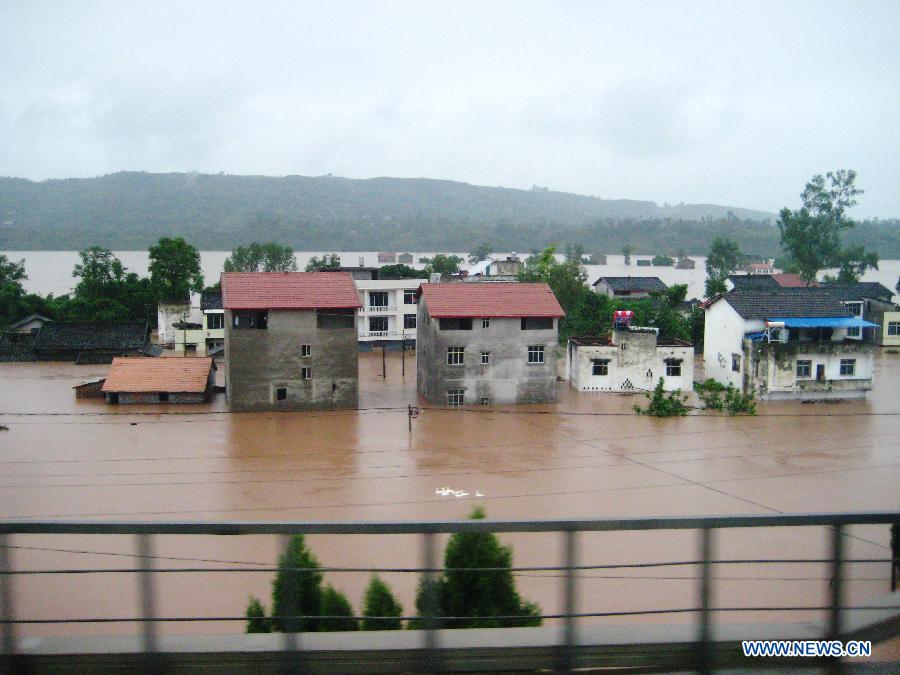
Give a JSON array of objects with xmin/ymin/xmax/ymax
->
[{"xmin": 0, "ymin": 350, "xmax": 898, "ymax": 639}]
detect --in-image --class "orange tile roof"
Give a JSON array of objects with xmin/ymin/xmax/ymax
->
[
  {"xmin": 102, "ymin": 357, "xmax": 214, "ymax": 393},
  {"xmin": 418, "ymin": 282, "xmax": 565, "ymax": 318},
  {"xmin": 221, "ymin": 272, "xmax": 363, "ymax": 310},
  {"xmin": 774, "ymin": 273, "xmax": 817, "ymax": 288}
]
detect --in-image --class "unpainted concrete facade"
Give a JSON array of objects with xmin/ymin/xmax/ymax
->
[
  {"xmin": 416, "ymin": 303, "xmax": 559, "ymax": 405},
  {"xmin": 567, "ymin": 329, "xmax": 693, "ymax": 393},
  {"xmin": 225, "ymin": 309, "xmax": 358, "ymax": 411}
]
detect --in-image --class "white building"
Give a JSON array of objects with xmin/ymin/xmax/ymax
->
[
  {"xmin": 566, "ymin": 328, "xmax": 693, "ymax": 393},
  {"xmin": 703, "ymin": 289, "xmax": 877, "ymax": 400},
  {"xmin": 356, "ymin": 278, "xmax": 424, "ymax": 348},
  {"xmin": 173, "ymin": 290, "xmax": 225, "ymax": 356}
]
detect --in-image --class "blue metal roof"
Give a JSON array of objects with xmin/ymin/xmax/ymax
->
[{"xmin": 766, "ymin": 317, "xmax": 878, "ymax": 328}]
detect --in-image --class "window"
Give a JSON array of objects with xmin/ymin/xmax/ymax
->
[
  {"xmin": 527, "ymin": 345, "xmax": 545, "ymax": 364},
  {"xmin": 732, "ymin": 353, "xmax": 741, "ymax": 373},
  {"xmin": 846, "ymin": 326, "xmax": 860, "ymax": 338},
  {"xmin": 480, "ymin": 397, "xmax": 490, "ymax": 406},
  {"xmin": 439, "ymin": 318, "xmax": 473, "ymax": 330},
  {"xmin": 447, "ymin": 346, "xmax": 465, "ymax": 365},
  {"xmin": 206, "ymin": 313, "xmax": 224, "ymax": 330},
  {"xmin": 889, "ymin": 322, "xmax": 900, "ymax": 336},
  {"xmin": 158, "ymin": 392, "xmax": 169, "ymax": 402},
  {"xmin": 275, "ymin": 387, "xmax": 287, "ymax": 401},
  {"xmin": 482, "ymin": 318, "xmax": 490, "ymax": 328},
  {"xmin": 796, "ymin": 360, "xmax": 812, "ymax": 378},
  {"xmin": 369, "ymin": 316, "xmax": 388, "ymax": 333},
  {"xmin": 369, "ymin": 291, "xmax": 389, "ymax": 307},
  {"xmin": 665, "ymin": 359, "xmax": 682, "ymax": 377},
  {"xmin": 845, "ymin": 302, "xmax": 862, "ymax": 316},
  {"xmin": 840, "ymin": 359, "xmax": 856, "ymax": 376},
  {"xmin": 591, "ymin": 359, "xmax": 609, "ymax": 376},
  {"xmin": 317, "ymin": 310, "xmax": 355, "ymax": 328},
  {"xmin": 447, "ymin": 389, "xmax": 464, "ymax": 406},
  {"xmin": 233, "ymin": 310, "xmax": 268, "ymax": 329},
  {"xmin": 404, "ymin": 290, "xmax": 417, "ymax": 305},
  {"xmin": 481, "ymin": 351, "xmax": 491, "ymax": 365},
  {"xmin": 301, "ymin": 367, "xmax": 311, "ymax": 380},
  {"xmin": 521, "ymin": 317, "xmax": 553, "ymax": 330},
  {"xmin": 301, "ymin": 344, "xmax": 311, "ymax": 357},
  {"xmin": 404, "ymin": 313, "xmax": 417, "ymax": 329}
]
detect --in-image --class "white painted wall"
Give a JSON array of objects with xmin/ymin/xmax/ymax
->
[
  {"xmin": 703, "ymin": 300, "xmax": 761, "ymax": 387},
  {"xmin": 567, "ymin": 335, "xmax": 694, "ymax": 393},
  {"xmin": 355, "ymin": 278, "xmax": 424, "ymax": 342}
]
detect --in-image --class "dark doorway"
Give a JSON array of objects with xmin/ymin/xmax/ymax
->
[{"xmin": 816, "ymin": 364, "xmax": 825, "ymax": 382}]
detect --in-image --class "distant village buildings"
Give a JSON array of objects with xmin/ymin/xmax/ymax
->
[
  {"xmin": 222, "ymin": 272, "xmax": 362, "ymax": 411},
  {"xmin": 416, "ymin": 282, "xmax": 564, "ymax": 405},
  {"xmin": 6, "ymin": 314, "xmax": 51, "ymax": 334},
  {"xmin": 592, "ymin": 276, "xmax": 668, "ymax": 299},
  {"xmin": 30, "ymin": 321, "xmax": 156, "ymax": 363}
]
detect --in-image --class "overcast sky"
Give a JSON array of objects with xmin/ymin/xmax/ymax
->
[{"xmin": 1, "ymin": 1, "xmax": 897, "ymax": 217}]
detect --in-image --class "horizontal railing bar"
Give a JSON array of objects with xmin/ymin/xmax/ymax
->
[
  {"xmin": 4, "ymin": 606, "xmax": 898, "ymax": 625},
  {"xmin": 1, "ymin": 511, "xmax": 897, "ymax": 535},
  {"xmin": 4, "ymin": 558, "xmax": 893, "ymax": 575}
]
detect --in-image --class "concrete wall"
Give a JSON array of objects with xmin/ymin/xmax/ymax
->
[
  {"xmin": 225, "ymin": 309, "xmax": 358, "ymax": 411},
  {"xmin": 107, "ymin": 391, "xmax": 208, "ymax": 404},
  {"xmin": 567, "ymin": 331, "xmax": 693, "ymax": 393},
  {"xmin": 703, "ymin": 300, "xmax": 761, "ymax": 389},
  {"xmin": 157, "ymin": 302, "xmax": 193, "ymax": 346},
  {"xmin": 416, "ymin": 303, "xmax": 559, "ymax": 405},
  {"xmin": 882, "ymin": 311, "xmax": 900, "ymax": 347}
]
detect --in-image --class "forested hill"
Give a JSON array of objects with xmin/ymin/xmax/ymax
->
[{"xmin": 1, "ymin": 171, "xmax": 898, "ymax": 256}]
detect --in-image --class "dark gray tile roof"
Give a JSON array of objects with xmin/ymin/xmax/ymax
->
[
  {"xmin": 821, "ymin": 282, "xmax": 894, "ymax": 303},
  {"xmin": 200, "ymin": 290, "xmax": 223, "ymax": 310},
  {"xmin": 592, "ymin": 276, "xmax": 668, "ymax": 292},
  {"xmin": 719, "ymin": 289, "xmax": 852, "ymax": 320},
  {"xmin": 32, "ymin": 322, "xmax": 149, "ymax": 352},
  {"xmin": 728, "ymin": 275, "xmax": 779, "ymax": 290}
]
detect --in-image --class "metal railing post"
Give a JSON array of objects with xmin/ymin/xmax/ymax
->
[
  {"xmin": 828, "ymin": 525, "xmax": 844, "ymax": 640},
  {"xmin": 560, "ymin": 529, "xmax": 578, "ymax": 672},
  {"xmin": 0, "ymin": 534, "xmax": 16, "ymax": 659},
  {"xmin": 135, "ymin": 533, "xmax": 158, "ymax": 668},
  {"xmin": 698, "ymin": 526, "xmax": 714, "ymax": 674},
  {"xmin": 279, "ymin": 535, "xmax": 302, "ymax": 675},
  {"xmin": 421, "ymin": 531, "xmax": 439, "ymax": 672}
]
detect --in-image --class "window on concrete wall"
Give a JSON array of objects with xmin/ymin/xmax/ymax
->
[
  {"xmin": 480, "ymin": 397, "xmax": 490, "ymax": 406},
  {"xmin": 447, "ymin": 389, "xmax": 464, "ymax": 406},
  {"xmin": 317, "ymin": 310, "xmax": 355, "ymax": 329},
  {"xmin": 275, "ymin": 387, "xmax": 287, "ymax": 401},
  {"xmin": 369, "ymin": 316, "xmax": 388, "ymax": 334},
  {"xmin": 404, "ymin": 290, "xmax": 417, "ymax": 305},
  {"xmin": 207, "ymin": 313, "xmax": 224, "ymax": 330},
  {"xmin": 234, "ymin": 310, "xmax": 268, "ymax": 329},
  {"xmin": 796, "ymin": 360, "xmax": 812, "ymax": 378},
  {"xmin": 159, "ymin": 392, "xmax": 169, "ymax": 402},
  {"xmin": 439, "ymin": 318, "xmax": 473, "ymax": 330},
  {"xmin": 521, "ymin": 317, "xmax": 553, "ymax": 330},
  {"xmin": 527, "ymin": 345, "xmax": 545, "ymax": 364},
  {"xmin": 447, "ymin": 346, "xmax": 465, "ymax": 365},
  {"xmin": 591, "ymin": 359, "xmax": 609, "ymax": 376},
  {"xmin": 404, "ymin": 314, "xmax": 416, "ymax": 329},
  {"xmin": 369, "ymin": 291, "xmax": 389, "ymax": 307},
  {"xmin": 301, "ymin": 344, "xmax": 311, "ymax": 357},
  {"xmin": 665, "ymin": 359, "xmax": 682, "ymax": 377},
  {"xmin": 840, "ymin": 358, "xmax": 856, "ymax": 376},
  {"xmin": 732, "ymin": 353, "xmax": 741, "ymax": 372},
  {"xmin": 482, "ymin": 318, "xmax": 490, "ymax": 328},
  {"xmin": 845, "ymin": 302, "xmax": 862, "ymax": 316},
  {"xmin": 481, "ymin": 351, "xmax": 491, "ymax": 365},
  {"xmin": 889, "ymin": 322, "xmax": 900, "ymax": 336},
  {"xmin": 847, "ymin": 326, "xmax": 860, "ymax": 338},
  {"xmin": 302, "ymin": 367, "xmax": 311, "ymax": 380}
]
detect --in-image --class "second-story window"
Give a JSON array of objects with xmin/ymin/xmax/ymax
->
[
  {"xmin": 207, "ymin": 313, "xmax": 224, "ymax": 330},
  {"xmin": 233, "ymin": 310, "xmax": 267, "ymax": 329},
  {"xmin": 480, "ymin": 351, "xmax": 490, "ymax": 365},
  {"xmin": 404, "ymin": 314, "xmax": 416, "ymax": 329},
  {"xmin": 369, "ymin": 291, "xmax": 389, "ymax": 307},
  {"xmin": 527, "ymin": 345, "xmax": 545, "ymax": 364},
  {"xmin": 439, "ymin": 318, "xmax": 472, "ymax": 330},
  {"xmin": 840, "ymin": 358, "xmax": 856, "ymax": 376},
  {"xmin": 447, "ymin": 346, "xmax": 464, "ymax": 365},
  {"xmin": 301, "ymin": 344, "xmax": 311, "ymax": 358},
  {"xmin": 482, "ymin": 318, "xmax": 490, "ymax": 328},
  {"xmin": 369, "ymin": 316, "xmax": 388, "ymax": 334},
  {"xmin": 404, "ymin": 290, "xmax": 417, "ymax": 304},
  {"xmin": 521, "ymin": 317, "xmax": 553, "ymax": 330},
  {"xmin": 796, "ymin": 360, "xmax": 811, "ymax": 378},
  {"xmin": 301, "ymin": 367, "xmax": 312, "ymax": 380}
]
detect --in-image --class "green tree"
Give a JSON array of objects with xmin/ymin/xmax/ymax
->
[
  {"xmin": 378, "ymin": 264, "xmax": 428, "ymax": 280},
  {"xmin": 414, "ymin": 506, "xmax": 541, "ymax": 629},
  {"xmin": 304, "ymin": 253, "xmax": 341, "ymax": 271},
  {"xmin": 831, "ymin": 244, "xmax": 879, "ymax": 284},
  {"xmin": 467, "ymin": 243, "xmax": 493, "ymax": 264},
  {"xmin": 224, "ymin": 242, "xmax": 297, "ymax": 272},
  {"xmin": 704, "ymin": 237, "xmax": 741, "ymax": 297},
  {"xmin": 0, "ymin": 255, "xmax": 27, "ymax": 288},
  {"xmin": 633, "ymin": 378, "xmax": 689, "ymax": 416},
  {"xmin": 622, "ymin": 243, "xmax": 633, "ymax": 265},
  {"xmin": 362, "ymin": 576, "xmax": 404, "ymax": 631},
  {"xmin": 270, "ymin": 535, "xmax": 323, "ymax": 633},
  {"xmin": 72, "ymin": 247, "xmax": 127, "ymax": 299},
  {"xmin": 148, "ymin": 237, "xmax": 203, "ymax": 302},
  {"xmin": 651, "ymin": 254, "xmax": 675, "ymax": 266},
  {"xmin": 777, "ymin": 170, "xmax": 876, "ymax": 286},
  {"xmin": 318, "ymin": 585, "xmax": 358, "ymax": 632},
  {"xmin": 422, "ymin": 254, "xmax": 463, "ymax": 275},
  {"xmin": 246, "ymin": 596, "xmax": 271, "ymax": 633}
]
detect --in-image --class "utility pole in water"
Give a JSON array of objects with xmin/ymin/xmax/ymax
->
[
  {"xmin": 401, "ymin": 329, "xmax": 405, "ymax": 377},
  {"xmin": 408, "ymin": 404, "xmax": 419, "ymax": 431},
  {"xmin": 382, "ymin": 341, "xmax": 386, "ymax": 379}
]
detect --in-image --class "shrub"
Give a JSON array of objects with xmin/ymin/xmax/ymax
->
[{"xmin": 634, "ymin": 378, "xmax": 689, "ymax": 416}]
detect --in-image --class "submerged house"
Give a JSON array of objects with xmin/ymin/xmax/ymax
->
[
  {"xmin": 6, "ymin": 314, "xmax": 52, "ymax": 334},
  {"xmin": 222, "ymin": 272, "xmax": 362, "ymax": 411},
  {"xmin": 102, "ymin": 357, "xmax": 215, "ymax": 404},
  {"xmin": 821, "ymin": 282, "xmax": 897, "ymax": 346},
  {"xmin": 592, "ymin": 276, "xmax": 668, "ymax": 299},
  {"xmin": 30, "ymin": 321, "xmax": 155, "ymax": 363},
  {"xmin": 416, "ymin": 282, "xmax": 564, "ymax": 405},
  {"xmin": 567, "ymin": 327, "xmax": 693, "ymax": 393},
  {"xmin": 703, "ymin": 289, "xmax": 877, "ymax": 400}
]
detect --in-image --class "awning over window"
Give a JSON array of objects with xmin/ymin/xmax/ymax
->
[{"xmin": 766, "ymin": 317, "xmax": 879, "ymax": 329}]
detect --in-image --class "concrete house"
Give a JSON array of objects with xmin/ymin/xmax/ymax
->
[
  {"xmin": 6, "ymin": 314, "xmax": 51, "ymax": 334},
  {"xmin": 173, "ymin": 290, "xmax": 226, "ymax": 356},
  {"xmin": 567, "ymin": 329, "xmax": 693, "ymax": 393},
  {"xmin": 102, "ymin": 357, "xmax": 215, "ymax": 404},
  {"xmin": 703, "ymin": 289, "xmax": 877, "ymax": 400},
  {"xmin": 416, "ymin": 282, "xmax": 564, "ymax": 405},
  {"xmin": 222, "ymin": 272, "xmax": 362, "ymax": 411},
  {"xmin": 821, "ymin": 282, "xmax": 897, "ymax": 346},
  {"xmin": 592, "ymin": 276, "xmax": 668, "ymax": 299}
]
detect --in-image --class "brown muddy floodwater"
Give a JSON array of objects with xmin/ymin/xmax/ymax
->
[{"xmin": 0, "ymin": 351, "xmax": 898, "ymax": 645}]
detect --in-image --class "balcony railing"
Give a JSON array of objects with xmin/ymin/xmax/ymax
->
[
  {"xmin": 360, "ymin": 305, "xmax": 397, "ymax": 314},
  {"xmin": 1, "ymin": 512, "xmax": 898, "ymax": 672}
]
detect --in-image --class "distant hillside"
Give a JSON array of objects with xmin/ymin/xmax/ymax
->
[{"xmin": 0, "ymin": 171, "xmax": 898, "ymax": 256}]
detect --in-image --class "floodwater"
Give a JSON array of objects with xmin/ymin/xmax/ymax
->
[{"xmin": 0, "ymin": 351, "xmax": 898, "ymax": 649}]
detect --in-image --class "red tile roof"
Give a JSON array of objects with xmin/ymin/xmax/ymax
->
[
  {"xmin": 102, "ymin": 357, "xmax": 214, "ymax": 393},
  {"xmin": 774, "ymin": 273, "xmax": 817, "ymax": 288},
  {"xmin": 221, "ymin": 272, "xmax": 362, "ymax": 310},
  {"xmin": 419, "ymin": 283, "xmax": 564, "ymax": 318}
]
